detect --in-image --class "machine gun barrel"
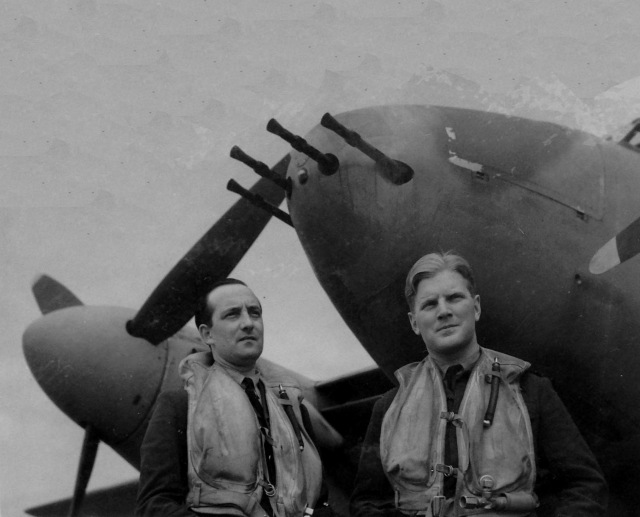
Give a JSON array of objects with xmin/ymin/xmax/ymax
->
[
  {"xmin": 227, "ymin": 179, "xmax": 293, "ymax": 227},
  {"xmin": 230, "ymin": 146, "xmax": 291, "ymax": 193},
  {"xmin": 320, "ymin": 112, "xmax": 413, "ymax": 185},
  {"xmin": 267, "ymin": 118, "xmax": 339, "ymax": 176}
]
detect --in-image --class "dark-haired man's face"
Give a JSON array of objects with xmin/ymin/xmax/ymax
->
[
  {"xmin": 199, "ymin": 284, "xmax": 264, "ymax": 369},
  {"xmin": 408, "ymin": 269, "xmax": 480, "ymax": 359}
]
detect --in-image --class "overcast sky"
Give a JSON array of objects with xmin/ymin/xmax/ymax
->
[{"xmin": 3, "ymin": 1, "xmax": 640, "ymax": 515}]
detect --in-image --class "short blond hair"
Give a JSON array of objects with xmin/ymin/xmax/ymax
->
[{"xmin": 405, "ymin": 251, "xmax": 476, "ymax": 310}]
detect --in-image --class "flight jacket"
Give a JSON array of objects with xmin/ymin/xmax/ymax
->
[{"xmin": 351, "ymin": 348, "xmax": 608, "ymax": 517}]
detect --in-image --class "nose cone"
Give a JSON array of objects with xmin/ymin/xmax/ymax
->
[
  {"xmin": 23, "ymin": 306, "xmax": 167, "ymax": 445},
  {"xmin": 286, "ymin": 105, "xmax": 445, "ymax": 301}
]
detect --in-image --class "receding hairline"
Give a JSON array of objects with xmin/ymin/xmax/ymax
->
[
  {"xmin": 206, "ymin": 283, "xmax": 261, "ymax": 313},
  {"xmin": 194, "ymin": 278, "xmax": 260, "ymax": 329}
]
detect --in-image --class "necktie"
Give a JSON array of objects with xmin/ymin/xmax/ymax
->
[
  {"xmin": 242, "ymin": 377, "xmax": 268, "ymax": 428},
  {"xmin": 443, "ymin": 364, "xmax": 464, "ymax": 394},
  {"xmin": 242, "ymin": 377, "xmax": 277, "ymax": 503},
  {"xmin": 442, "ymin": 364, "xmax": 463, "ymax": 499}
]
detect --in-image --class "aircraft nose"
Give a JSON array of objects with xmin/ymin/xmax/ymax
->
[{"xmin": 22, "ymin": 305, "xmax": 167, "ymax": 445}]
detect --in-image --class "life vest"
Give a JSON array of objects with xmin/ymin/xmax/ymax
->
[
  {"xmin": 380, "ymin": 348, "xmax": 537, "ymax": 517},
  {"xmin": 179, "ymin": 352, "xmax": 323, "ymax": 517}
]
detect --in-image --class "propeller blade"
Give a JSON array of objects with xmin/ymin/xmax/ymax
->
[
  {"xmin": 590, "ymin": 216, "xmax": 640, "ymax": 274},
  {"xmin": 126, "ymin": 154, "xmax": 290, "ymax": 344},
  {"xmin": 32, "ymin": 275, "xmax": 83, "ymax": 314},
  {"xmin": 67, "ymin": 425, "xmax": 100, "ymax": 517}
]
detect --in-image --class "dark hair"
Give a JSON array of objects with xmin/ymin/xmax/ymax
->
[
  {"xmin": 405, "ymin": 251, "xmax": 476, "ymax": 310},
  {"xmin": 194, "ymin": 278, "xmax": 248, "ymax": 329}
]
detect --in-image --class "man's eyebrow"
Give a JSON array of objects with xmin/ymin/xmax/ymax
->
[{"xmin": 418, "ymin": 296, "xmax": 437, "ymax": 306}]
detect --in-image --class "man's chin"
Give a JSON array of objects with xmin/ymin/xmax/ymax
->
[
  {"xmin": 239, "ymin": 342, "xmax": 263, "ymax": 357},
  {"xmin": 428, "ymin": 338, "xmax": 469, "ymax": 356}
]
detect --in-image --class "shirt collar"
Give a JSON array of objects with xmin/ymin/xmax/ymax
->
[
  {"xmin": 431, "ymin": 346, "xmax": 481, "ymax": 376},
  {"xmin": 216, "ymin": 361, "xmax": 261, "ymax": 386}
]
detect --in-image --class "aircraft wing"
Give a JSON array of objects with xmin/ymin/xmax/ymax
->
[
  {"xmin": 25, "ymin": 481, "xmax": 138, "ymax": 517},
  {"xmin": 316, "ymin": 366, "xmax": 395, "ymax": 441}
]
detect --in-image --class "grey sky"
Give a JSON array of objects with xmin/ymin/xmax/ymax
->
[{"xmin": 2, "ymin": 0, "xmax": 640, "ymax": 515}]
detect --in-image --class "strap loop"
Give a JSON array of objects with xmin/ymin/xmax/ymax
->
[{"xmin": 440, "ymin": 411, "xmax": 457, "ymax": 422}]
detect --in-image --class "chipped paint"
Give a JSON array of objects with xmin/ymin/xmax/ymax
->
[
  {"xmin": 448, "ymin": 153, "xmax": 484, "ymax": 172},
  {"xmin": 445, "ymin": 127, "xmax": 456, "ymax": 140}
]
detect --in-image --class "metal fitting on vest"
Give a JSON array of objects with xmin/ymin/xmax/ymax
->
[
  {"xmin": 459, "ymin": 496, "xmax": 488, "ymax": 509},
  {"xmin": 259, "ymin": 479, "xmax": 276, "ymax": 497},
  {"xmin": 480, "ymin": 475, "xmax": 495, "ymax": 501},
  {"xmin": 459, "ymin": 492, "xmax": 538, "ymax": 512},
  {"xmin": 490, "ymin": 493, "xmax": 539, "ymax": 512}
]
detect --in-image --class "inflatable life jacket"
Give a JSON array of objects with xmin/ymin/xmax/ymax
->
[
  {"xmin": 179, "ymin": 352, "xmax": 323, "ymax": 517},
  {"xmin": 381, "ymin": 348, "xmax": 537, "ymax": 517}
]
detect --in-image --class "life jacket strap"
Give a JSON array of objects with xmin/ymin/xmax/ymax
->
[{"xmin": 434, "ymin": 463, "xmax": 458, "ymax": 477}]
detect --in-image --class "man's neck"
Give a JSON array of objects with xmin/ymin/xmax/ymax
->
[
  {"xmin": 429, "ymin": 343, "xmax": 481, "ymax": 372},
  {"xmin": 212, "ymin": 352, "xmax": 257, "ymax": 377}
]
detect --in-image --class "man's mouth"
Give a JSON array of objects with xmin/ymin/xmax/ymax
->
[
  {"xmin": 438, "ymin": 324, "xmax": 457, "ymax": 332},
  {"xmin": 238, "ymin": 336, "xmax": 256, "ymax": 342}
]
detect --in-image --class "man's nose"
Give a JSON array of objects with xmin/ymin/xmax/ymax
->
[
  {"xmin": 436, "ymin": 299, "xmax": 452, "ymax": 318},
  {"xmin": 239, "ymin": 310, "xmax": 255, "ymax": 328}
]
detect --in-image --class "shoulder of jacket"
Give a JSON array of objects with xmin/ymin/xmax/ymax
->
[
  {"xmin": 518, "ymin": 368, "xmax": 555, "ymax": 398},
  {"xmin": 375, "ymin": 387, "xmax": 400, "ymax": 412},
  {"xmin": 157, "ymin": 389, "xmax": 188, "ymax": 407},
  {"xmin": 522, "ymin": 368, "xmax": 547, "ymax": 378}
]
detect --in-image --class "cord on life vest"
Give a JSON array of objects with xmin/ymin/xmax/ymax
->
[
  {"xmin": 483, "ymin": 357, "xmax": 501, "ymax": 428},
  {"xmin": 279, "ymin": 384, "xmax": 305, "ymax": 451}
]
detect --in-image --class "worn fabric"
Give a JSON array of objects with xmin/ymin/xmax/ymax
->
[
  {"xmin": 179, "ymin": 352, "xmax": 323, "ymax": 517},
  {"xmin": 380, "ymin": 348, "xmax": 536, "ymax": 516},
  {"xmin": 351, "ymin": 353, "xmax": 608, "ymax": 517}
]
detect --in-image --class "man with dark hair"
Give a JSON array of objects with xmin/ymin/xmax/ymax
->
[
  {"xmin": 136, "ymin": 279, "xmax": 328, "ymax": 517},
  {"xmin": 350, "ymin": 252, "xmax": 608, "ymax": 517}
]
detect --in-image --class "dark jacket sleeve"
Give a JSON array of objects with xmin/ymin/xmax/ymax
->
[
  {"xmin": 522, "ymin": 373, "xmax": 608, "ymax": 517},
  {"xmin": 135, "ymin": 389, "xmax": 193, "ymax": 517},
  {"xmin": 349, "ymin": 389, "xmax": 403, "ymax": 517}
]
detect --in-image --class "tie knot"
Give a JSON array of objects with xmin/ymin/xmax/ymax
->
[
  {"xmin": 242, "ymin": 377, "xmax": 256, "ymax": 392},
  {"xmin": 443, "ymin": 364, "xmax": 463, "ymax": 388}
]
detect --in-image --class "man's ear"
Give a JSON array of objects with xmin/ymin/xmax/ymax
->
[
  {"xmin": 408, "ymin": 312, "xmax": 420, "ymax": 335},
  {"xmin": 474, "ymin": 295, "xmax": 481, "ymax": 322},
  {"xmin": 198, "ymin": 324, "xmax": 214, "ymax": 345}
]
